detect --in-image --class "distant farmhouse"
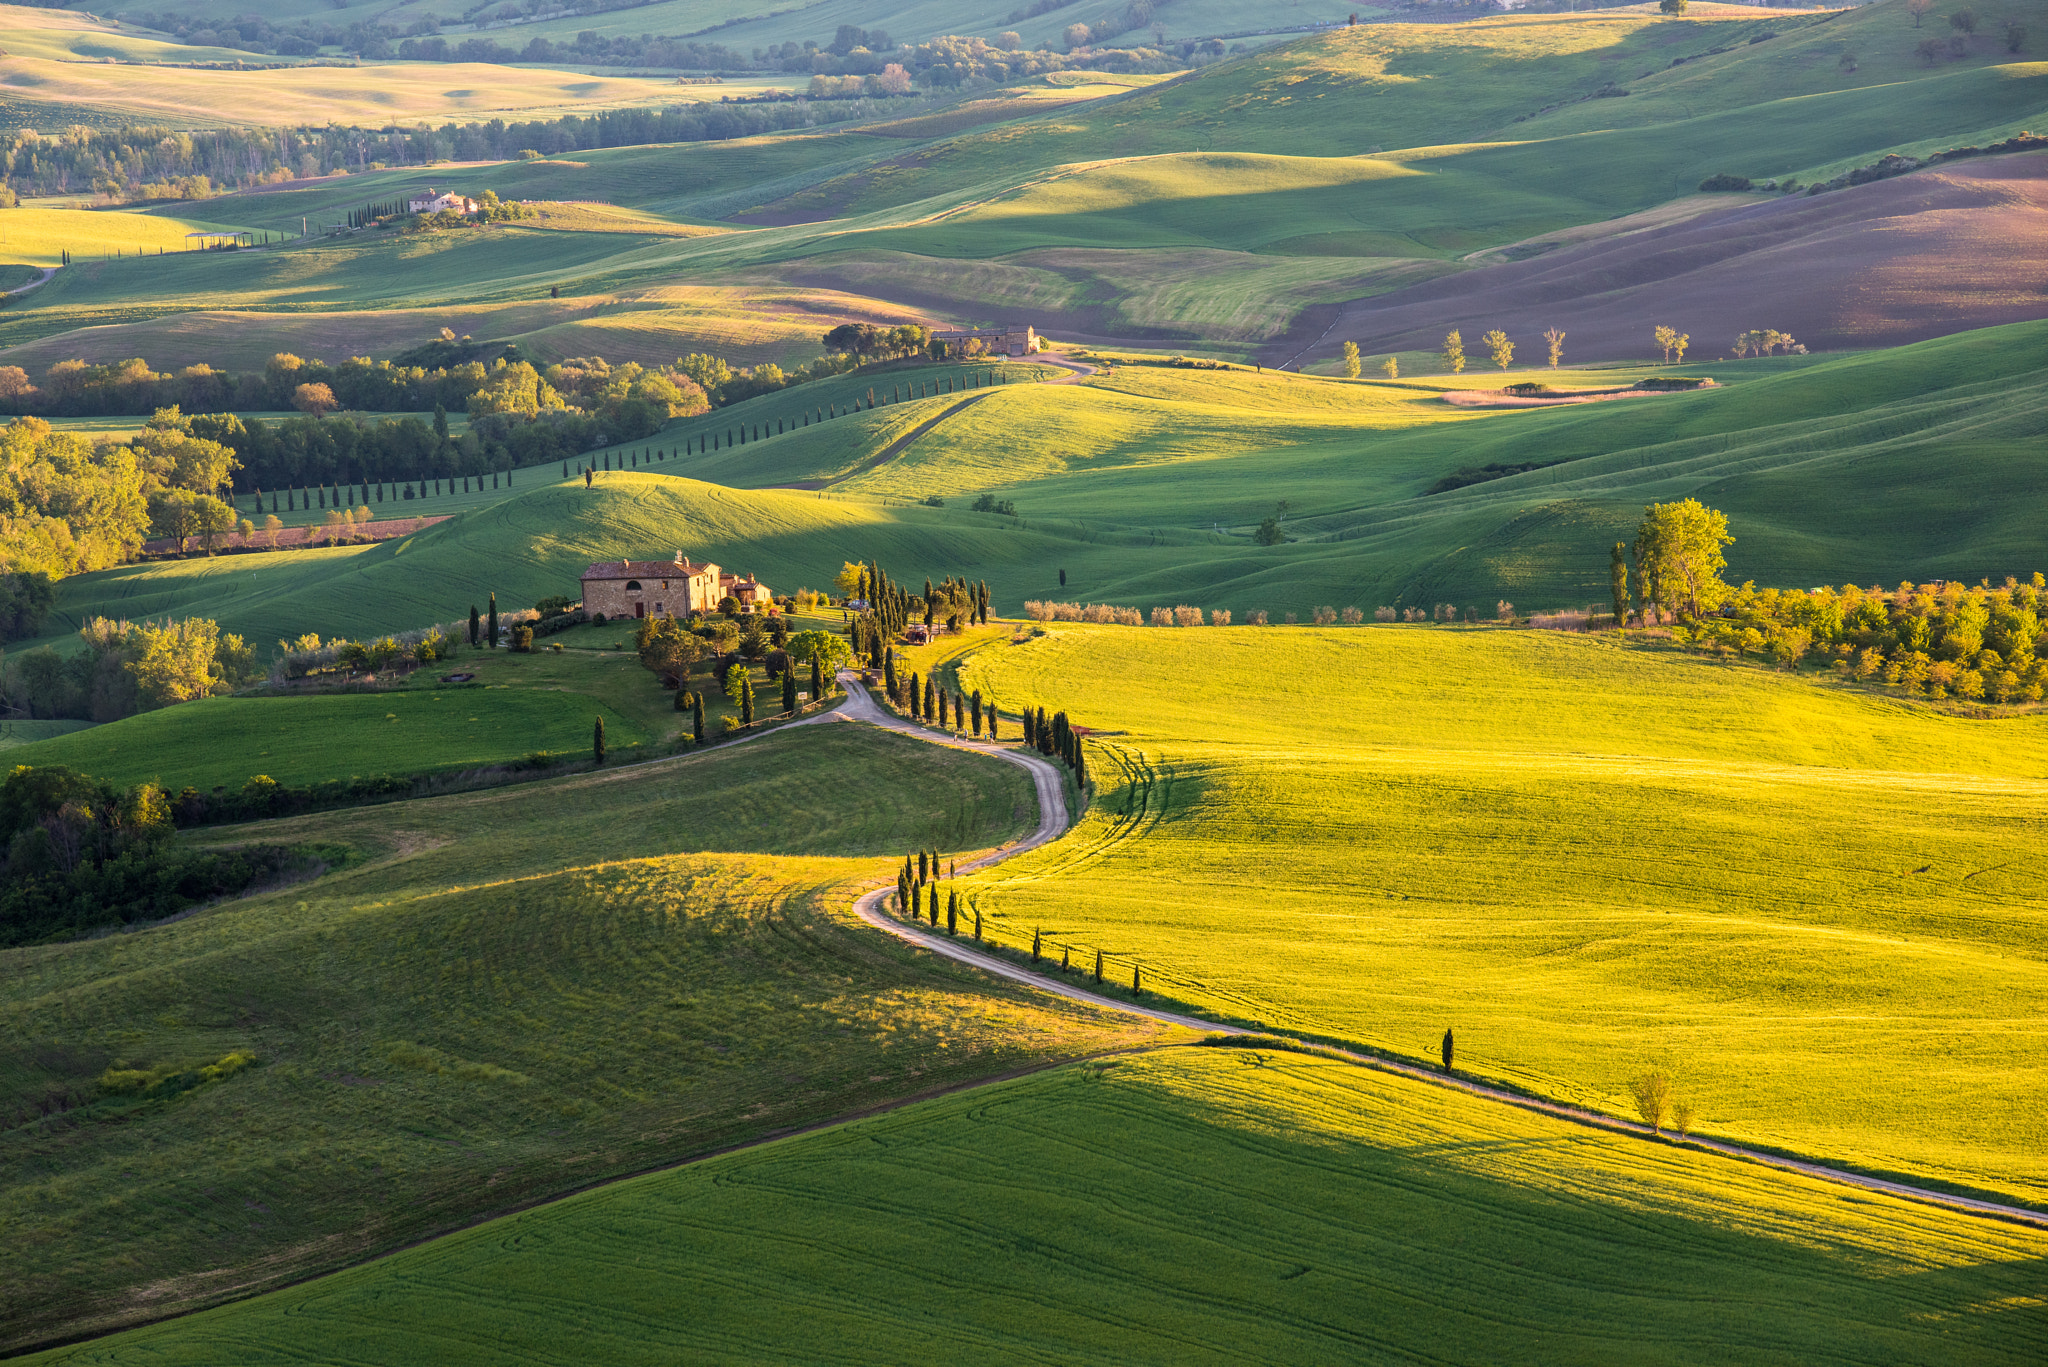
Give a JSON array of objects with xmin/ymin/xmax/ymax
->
[
  {"xmin": 408, "ymin": 188, "xmax": 480, "ymax": 216},
  {"xmin": 580, "ymin": 553, "xmax": 773, "ymax": 621},
  {"xmin": 930, "ymin": 324, "xmax": 1039, "ymax": 358}
]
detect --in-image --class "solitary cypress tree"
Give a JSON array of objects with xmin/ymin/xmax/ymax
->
[
  {"xmin": 593, "ymin": 715, "xmax": 607, "ymax": 765},
  {"xmin": 1093, "ymin": 949, "xmax": 1104, "ymax": 984},
  {"xmin": 1132, "ymin": 964, "xmax": 1141, "ymax": 994},
  {"xmin": 487, "ymin": 593, "xmax": 499, "ymax": 649},
  {"xmin": 946, "ymin": 889, "xmax": 957, "ymax": 935},
  {"xmin": 469, "ymin": 604, "xmax": 481, "ymax": 647},
  {"xmin": 1442, "ymin": 1027, "xmax": 1455, "ymax": 1073},
  {"xmin": 1061, "ymin": 946, "xmax": 1069, "ymax": 971},
  {"xmin": 1032, "ymin": 929, "xmax": 1042, "ymax": 961},
  {"xmin": 693, "ymin": 694, "xmax": 705, "ymax": 743},
  {"xmin": 973, "ymin": 910, "xmax": 982, "ymax": 941},
  {"xmin": 1611, "ymin": 541, "xmax": 1630, "ymax": 628}
]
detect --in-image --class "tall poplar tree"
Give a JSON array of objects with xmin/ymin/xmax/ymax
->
[{"xmin": 1610, "ymin": 542, "xmax": 1630, "ymax": 628}]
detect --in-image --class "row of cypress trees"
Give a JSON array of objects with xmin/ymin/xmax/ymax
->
[
  {"xmin": 1022, "ymin": 705, "xmax": 1087, "ymax": 785},
  {"xmin": 252, "ymin": 468, "xmax": 509, "ymax": 514}
]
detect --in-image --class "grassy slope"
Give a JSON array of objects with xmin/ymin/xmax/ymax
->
[
  {"xmin": 0, "ymin": 58, "xmax": 705, "ymax": 127},
  {"xmin": 0, "ymin": 721, "xmax": 1175, "ymax": 1353},
  {"xmin": 26, "ymin": 1048, "xmax": 2048, "ymax": 1366},
  {"xmin": 34, "ymin": 319, "xmax": 2048, "ymax": 652},
  {"xmin": 948, "ymin": 624, "xmax": 2048, "ymax": 1205}
]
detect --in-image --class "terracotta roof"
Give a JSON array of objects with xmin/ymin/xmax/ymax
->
[{"xmin": 582, "ymin": 559, "xmax": 715, "ymax": 580}]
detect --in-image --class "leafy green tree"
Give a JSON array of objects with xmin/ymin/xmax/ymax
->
[
  {"xmin": 1633, "ymin": 499, "xmax": 1734, "ymax": 619},
  {"xmin": 1341, "ymin": 341, "xmax": 1361, "ymax": 379},
  {"xmin": 1442, "ymin": 329, "xmax": 1465, "ymax": 374},
  {"xmin": 1630, "ymin": 1070, "xmax": 1672, "ymax": 1131},
  {"xmin": 1483, "ymin": 329, "xmax": 1514, "ymax": 371},
  {"xmin": 1381, "ymin": 356, "xmax": 1399, "ymax": 380},
  {"xmin": 1659, "ymin": 0, "xmax": 1686, "ymax": 13},
  {"xmin": 1544, "ymin": 327, "xmax": 1565, "ymax": 369}
]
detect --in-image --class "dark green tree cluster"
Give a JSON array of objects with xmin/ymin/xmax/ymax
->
[
  {"xmin": 0, "ymin": 765, "xmax": 305, "ymax": 946},
  {"xmin": 1022, "ymin": 706, "xmax": 1088, "ymax": 784}
]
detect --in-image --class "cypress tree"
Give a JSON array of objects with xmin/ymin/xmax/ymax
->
[
  {"xmin": 884, "ymin": 646, "xmax": 897, "ymax": 693},
  {"xmin": 922, "ymin": 674, "xmax": 934, "ymax": 720},
  {"xmin": 1611, "ymin": 541, "xmax": 1630, "ymax": 628},
  {"xmin": 918, "ymin": 850, "xmax": 928, "ymax": 884},
  {"xmin": 740, "ymin": 671, "xmax": 754, "ymax": 726},
  {"xmin": 1061, "ymin": 946, "xmax": 1069, "ymax": 971},
  {"xmin": 973, "ymin": 910, "xmax": 981, "ymax": 941},
  {"xmin": 946, "ymin": 889, "xmax": 957, "ymax": 935},
  {"xmin": 810, "ymin": 656, "xmax": 823, "ymax": 705},
  {"xmin": 593, "ymin": 715, "xmax": 606, "ymax": 765},
  {"xmin": 469, "ymin": 604, "xmax": 481, "ymax": 647},
  {"xmin": 1022, "ymin": 708, "xmax": 1036, "ymax": 747},
  {"xmin": 1442, "ymin": 1027, "xmax": 1455, "ymax": 1073},
  {"xmin": 988, "ymin": 701, "xmax": 1000, "ymax": 741},
  {"xmin": 487, "ymin": 593, "xmax": 499, "ymax": 648},
  {"xmin": 1031, "ymin": 929, "xmax": 1042, "ymax": 962},
  {"xmin": 782, "ymin": 669, "xmax": 796, "ymax": 715},
  {"xmin": 1093, "ymin": 949, "xmax": 1103, "ymax": 984},
  {"xmin": 928, "ymin": 884, "xmax": 940, "ymax": 926},
  {"xmin": 1133, "ymin": 964, "xmax": 1141, "ymax": 994},
  {"xmin": 693, "ymin": 694, "xmax": 705, "ymax": 743},
  {"xmin": 971, "ymin": 691, "xmax": 983, "ymax": 735}
]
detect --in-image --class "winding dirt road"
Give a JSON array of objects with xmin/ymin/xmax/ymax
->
[{"xmin": 830, "ymin": 670, "xmax": 2048, "ymax": 1231}]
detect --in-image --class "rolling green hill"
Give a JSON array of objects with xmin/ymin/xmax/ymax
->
[
  {"xmin": 946, "ymin": 620, "xmax": 2048, "ymax": 1205},
  {"xmin": 0, "ymin": 720, "xmax": 1172, "ymax": 1353},
  {"xmin": 32, "ymin": 318, "xmax": 2047, "ymax": 656},
  {"xmin": 23, "ymin": 1047, "xmax": 2047, "ymax": 1366}
]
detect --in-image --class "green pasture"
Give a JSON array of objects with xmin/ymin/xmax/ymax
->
[
  {"xmin": 36, "ymin": 320, "xmax": 2048, "ymax": 656},
  {"xmin": 948, "ymin": 624, "xmax": 2048, "ymax": 1206},
  {"xmin": 0, "ymin": 207, "xmax": 254, "ymax": 270},
  {"xmin": 1, "ymin": 721, "xmax": 1165, "ymax": 1354},
  {"xmin": 26, "ymin": 1047, "xmax": 2047, "ymax": 1366},
  {"xmin": 0, "ymin": 717, "xmax": 94, "ymax": 749}
]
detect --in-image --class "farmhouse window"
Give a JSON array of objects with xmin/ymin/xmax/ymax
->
[{"xmin": 626, "ymin": 580, "xmax": 643, "ymax": 591}]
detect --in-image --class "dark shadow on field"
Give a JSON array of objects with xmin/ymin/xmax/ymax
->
[{"xmin": 49, "ymin": 1052, "xmax": 2048, "ymax": 1366}]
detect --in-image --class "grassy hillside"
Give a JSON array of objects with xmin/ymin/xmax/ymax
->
[
  {"xmin": 0, "ymin": 720, "xmax": 1174, "ymax": 1353},
  {"xmin": 0, "ymin": 207, "xmax": 255, "ymax": 268},
  {"xmin": 26, "ymin": 1047, "xmax": 2047, "ymax": 1365},
  {"xmin": 0, "ymin": 57, "xmax": 733, "ymax": 127},
  {"xmin": 948, "ymin": 623, "xmax": 2048, "ymax": 1205},
  {"xmin": 34, "ymin": 319, "xmax": 2047, "ymax": 652}
]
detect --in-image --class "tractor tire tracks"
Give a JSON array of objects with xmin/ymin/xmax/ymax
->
[{"xmin": 833, "ymin": 670, "xmax": 2048, "ymax": 1232}]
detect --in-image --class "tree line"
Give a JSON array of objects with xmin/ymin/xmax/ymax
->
[
  {"xmin": 1614, "ymin": 499, "xmax": 2045, "ymax": 704},
  {"xmin": 0, "ymin": 764, "xmax": 314, "ymax": 946},
  {"xmin": 1, "ymin": 613, "xmax": 257, "ymax": 721}
]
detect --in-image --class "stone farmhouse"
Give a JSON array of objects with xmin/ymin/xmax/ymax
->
[
  {"xmin": 930, "ymin": 324, "xmax": 1039, "ymax": 358},
  {"xmin": 580, "ymin": 554, "xmax": 773, "ymax": 620},
  {"xmin": 408, "ymin": 189, "xmax": 480, "ymax": 216}
]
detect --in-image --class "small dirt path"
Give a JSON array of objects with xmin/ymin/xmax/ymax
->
[
  {"xmin": 833, "ymin": 670, "xmax": 2048, "ymax": 1231},
  {"xmin": 5, "ymin": 266, "xmax": 56, "ymax": 297}
]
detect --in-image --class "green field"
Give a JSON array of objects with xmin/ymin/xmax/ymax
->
[
  {"xmin": 0, "ymin": 720, "xmax": 1182, "ymax": 1353},
  {"xmin": 33, "ymin": 320, "xmax": 2033, "ymax": 656},
  {"xmin": 25, "ymin": 1047, "xmax": 2047, "ymax": 1366},
  {"xmin": 937, "ymin": 622, "xmax": 2048, "ymax": 1206}
]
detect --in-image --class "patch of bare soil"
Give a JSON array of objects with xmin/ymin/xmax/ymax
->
[{"xmin": 1296, "ymin": 150, "xmax": 2048, "ymax": 366}]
